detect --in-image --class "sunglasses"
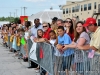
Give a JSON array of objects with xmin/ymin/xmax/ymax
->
[
  {"xmin": 65, "ymin": 21, "xmax": 71, "ymax": 23},
  {"xmin": 43, "ymin": 26, "xmax": 48, "ymax": 28}
]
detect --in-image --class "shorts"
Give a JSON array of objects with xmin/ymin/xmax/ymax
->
[
  {"xmin": 63, "ymin": 54, "xmax": 74, "ymax": 70},
  {"xmin": 54, "ymin": 56, "xmax": 63, "ymax": 71}
]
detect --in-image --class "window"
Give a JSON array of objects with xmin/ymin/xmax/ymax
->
[
  {"xmin": 63, "ymin": 9, "xmax": 65, "ymax": 14},
  {"xmin": 72, "ymin": 7, "xmax": 75, "ymax": 13},
  {"xmin": 88, "ymin": 3, "xmax": 91, "ymax": 10},
  {"xmin": 81, "ymin": 5, "xmax": 83, "ymax": 11},
  {"xmin": 84, "ymin": 4, "xmax": 87, "ymax": 11},
  {"xmin": 76, "ymin": 5, "xmax": 80, "ymax": 12},
  {"xmin": 94, "ymin": 2, "xmax": 96, "ymax": 9},
  {"xmin": 69, "ymin": 8, "xmax": 71, "ymax": 13},
  {"xmin": 66, "ymin": 8, "xmax": 68, "ymax": 14},
  {"xmin": 98, "ymin": 19, "xmax": 100, "ymax": 26},
  {"xmin": 74, "ymin": 6, "xmax": 77, "ymax": 12}
]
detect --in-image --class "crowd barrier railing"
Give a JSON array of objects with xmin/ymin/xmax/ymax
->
[
  {"xmin": 6, "ymin": 37, "xmax": 100, "ymax": 75},
  {"xmin": 28, "ymin": 40, "xmax": 100, "ymax": 75}
]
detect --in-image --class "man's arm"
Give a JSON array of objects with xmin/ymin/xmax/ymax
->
[{"xmin": 90, "ymin": 46, "xmax": 98, "ymax": 51}]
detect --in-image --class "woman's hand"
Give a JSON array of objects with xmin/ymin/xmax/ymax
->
[{"xmin": 33, "ymin": 38, "xmax": 38, "ymax": 42}]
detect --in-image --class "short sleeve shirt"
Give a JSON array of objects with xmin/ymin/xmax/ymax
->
[
  {"xmin": 90, "ymin": 27, "xmax": 100, "ymax": 52},
  {"xmin": 58, "ymin": 33, "xmax": 74, "ymax": 56},
  {"xmin": 75, "ymin": 32, "xmax": 90, "ymax": 62}
]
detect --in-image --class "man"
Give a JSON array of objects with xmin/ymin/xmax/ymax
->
[
  {"xmin": 78, "ymin": 17, "xmax": 100, "ymax": 52},
  {"xmin": 51, "ymin": 17, "xmax": 58, "ymax": 30},
  {"xmin": 56, "ymin": 19, "xmax": 64, "ymax": 26},
  {"xmin": 54, "ymin": 19, "xmax": 64, "ymax": 46},
  {"xmin": 28, "ymin": 18, "xmax": 42, "ymax": 68}
]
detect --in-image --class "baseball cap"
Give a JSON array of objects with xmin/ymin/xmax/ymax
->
[{"xmin": 83, "ymin": 17, "xmax": 96, "ymax": 27}]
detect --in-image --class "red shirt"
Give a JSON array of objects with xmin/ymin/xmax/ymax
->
[
  {"xmin": 42, "ymin": 28, "xmax": 51, "ymax": 40},
  {"xmin": 68, "ymin": 32, "xmax": 74, "ymax": 41}
]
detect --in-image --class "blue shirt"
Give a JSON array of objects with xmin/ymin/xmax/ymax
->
[{"xmin": 58, "ymin": 33, "xmax": 74, "ymax": 56}]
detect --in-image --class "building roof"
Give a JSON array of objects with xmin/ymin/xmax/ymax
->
[
  {"xmin": 28, "ymin": 9, "xmax": 62, "ymax": 24},
  {"xmin": 62, "ymin": 0, "xmax": 90, "ymax": 8}
]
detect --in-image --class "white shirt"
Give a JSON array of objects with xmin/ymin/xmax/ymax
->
[
  {"xmin": 50, "ymin": 39, "xmax": 56, "ymax": 47},
  {"xmin": 50, "ymin": 39, "xmax": 61, "ymax": 56}
]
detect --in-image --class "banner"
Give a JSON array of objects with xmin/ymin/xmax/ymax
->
[{"xmin": 20, "ymin": 16, "xmax": 28, "ymax": 24}]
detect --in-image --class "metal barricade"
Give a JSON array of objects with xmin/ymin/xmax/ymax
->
[
  {"xmin": 54, "ymin": 49, "xmax": 100, "ymax": 75},
  {"xmin": 29, "ymin": 42, "xmax": 54, "ymax": 75},
  {"xmin": 28, "ymin": 41, "xmax": 100, "ymax": 75},
  {"xmin": 27, "ymin": 39, "xmax": 33, "ymax": 67}
]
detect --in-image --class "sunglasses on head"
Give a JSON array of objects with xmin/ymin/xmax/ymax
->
[
  {"xmin": 43, "ymin": 25, "xmax": 48, "ymax": 28},
  {"xmin": 65, "ymin": 21, "xmax": 71, "ymax": 23}
]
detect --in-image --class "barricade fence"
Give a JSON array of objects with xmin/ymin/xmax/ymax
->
[{"xmin": 4, "ymin": 36, "xmax": 100, "ymax": 75}]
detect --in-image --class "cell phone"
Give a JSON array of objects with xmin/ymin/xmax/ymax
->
[{"xmin": 62, "ymin": 46, "xmax": 65, "ymax": 48}]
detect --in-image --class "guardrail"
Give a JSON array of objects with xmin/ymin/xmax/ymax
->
[{"xmin": 5, "ymin": 36, "xmax": 100, "ymax": 75}]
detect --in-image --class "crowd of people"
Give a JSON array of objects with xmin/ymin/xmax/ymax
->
[{"xmin": 1, "ymin": 17, "xmax": 100, "ymax": 75}]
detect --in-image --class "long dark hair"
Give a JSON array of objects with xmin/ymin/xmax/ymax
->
[
  {"xmin": 66, "ymin": 18, "xmax": 74, "ymax": 34},
  {"xmin": 37, "ymin": 29, "xmax": 43, "ymax": 38},
  {"xmin": 74, "ymin": 21, "xmax": 86, "ymax": 42}
]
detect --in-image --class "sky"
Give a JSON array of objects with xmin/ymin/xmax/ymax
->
[{"xmin": 0, "ymin": 0, "xmax": 82, "ymax": 17}]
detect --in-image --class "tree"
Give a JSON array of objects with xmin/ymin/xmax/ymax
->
[{"xmin": 0, "ymin": 17, "xmax": 20, "ymax": 23}]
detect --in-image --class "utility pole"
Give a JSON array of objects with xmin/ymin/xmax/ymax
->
[
  {"xmin": 23, "ymin": 7, "xmax": 27, "ymax": 16},
  {"xmin": 9, "ymin": 12, "xmax": 12, "ymax": 22},
  {"xmin": 15, "ymin": 9, "xmax": 18, "ymax": 17},
  {"xmin": 14, "ymin": 12, "xmax": 15, "ymax": 18},
  {"xmin": 21, "ymin": 7, "xmax": 22, "ymax": 16},
  {"xmin": 9, "ymin": 12, "xmax": 11, "ymax": 17}
]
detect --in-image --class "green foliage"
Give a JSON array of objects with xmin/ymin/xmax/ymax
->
[{"xmin": 0, "ymin": 17, "xmax": 20, "ymax": 23}]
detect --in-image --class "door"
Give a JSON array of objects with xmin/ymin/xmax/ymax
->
[
  {"xmin": 98, "ymin": 4, "xmax": 100, "ymax": 13},
  {"xmin": 98, "ymin": 19, "xmax": 100, "ymax": 26}
]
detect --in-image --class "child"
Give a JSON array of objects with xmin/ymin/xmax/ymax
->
[
  {"xmin": 49, "ymin": 30, "xmax": 56, "ymax": 47},
  {"xmin": 37, "ymin": 29, "xmax": 43, "ymax": 38},
  {"xmin": 20, "ymin": 28, "xmax": 28, "ymax": 61},
  {"xmin": 56, "ymin": 26, "xmax": 74, "ymax": 75},
  {"xmin": 31, "ymin": 29, "xmax": 43, "ymax": 72}
]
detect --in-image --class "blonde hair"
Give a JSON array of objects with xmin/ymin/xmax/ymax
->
[{"xmin": 42, "ymin": 22, "xmax": 49, "ymax": 26}]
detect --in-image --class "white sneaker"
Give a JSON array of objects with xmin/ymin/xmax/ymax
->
[{"xmin": 35, "ymin": 70, "xmax": 39, "ymax": 73}]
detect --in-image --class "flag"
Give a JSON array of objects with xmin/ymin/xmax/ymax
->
[
  {"xmin": 21, "ymin": 37, "xmax": 26, "ymax": 45},
  {"xmin": 40, "ymin": 46, "xmax": 44, "ymax": 59}
]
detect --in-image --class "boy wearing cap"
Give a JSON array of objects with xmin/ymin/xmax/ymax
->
[{"xmin": 78, "ymin": 17, "xmax": 100, "ymax": 52}]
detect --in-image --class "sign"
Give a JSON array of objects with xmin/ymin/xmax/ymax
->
[{"xmin": 20, "ymin": 16, "xmax": 28, "ymax": 24}]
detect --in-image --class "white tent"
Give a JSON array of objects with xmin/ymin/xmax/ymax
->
[
  {"xmin": 28, "ymin": 9, "xmax": 62, "ymax": 24},
  {"xmin": 0, "ymin": 21, "xmax": 10, "ymax": 26}
]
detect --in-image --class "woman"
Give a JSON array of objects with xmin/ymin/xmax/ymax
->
[
  {"xmin": 64, "ymin": 18, "xmax": 74, "ymax": 41},
  {"xmin": 63, "ymin": 21, "xmax": 90, "ymax": 75}
]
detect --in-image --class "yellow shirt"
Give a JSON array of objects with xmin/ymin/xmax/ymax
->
[{"xmin": 90, "ymin": 27, "xmax": 100, "ymax": 52}]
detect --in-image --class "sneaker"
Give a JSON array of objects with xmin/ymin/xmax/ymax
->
[{"xmin": 35, "ymin": 70, "xmax": 39, "ymax": 73}]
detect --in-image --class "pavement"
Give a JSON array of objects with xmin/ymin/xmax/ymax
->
[{"xmin": 0, "ymin": 39, "xmax": 39, "ymax": 75}]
